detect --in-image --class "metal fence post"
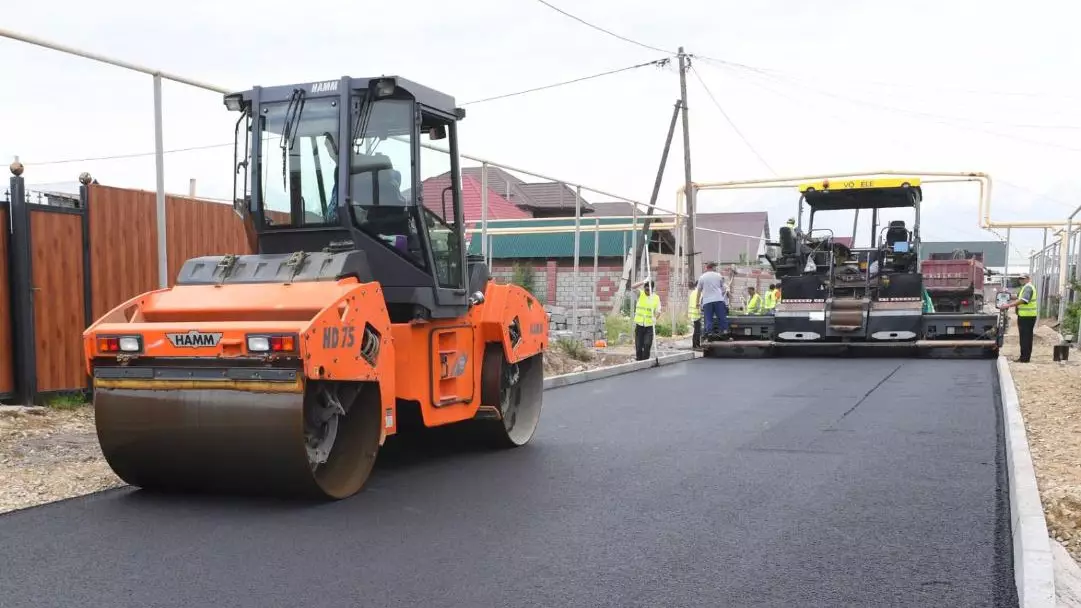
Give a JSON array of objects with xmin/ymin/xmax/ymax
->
[
  {"xmin": 153, "ymin": 74, "xmax": 169, "ymax": 289},
  {"xmin": 79, "ymin": 173, "xmax": 94, "ymax": 331},
  {"xmin": 1039, "ymin": 228, "xmax": 1048, "ymax": 317},
  {"xmin": 572, "ymin": 185, "xmax": 581, "ymax": 337},
  {"xmin": 7, "ymin": 162, "xmax": 38, "ymax": 405},
  {"xmin": 631, "ymin": 204, "xmax": 638, "ymax": 286},
  {"xmin": 480, "ymin": 162, "xmax": 488, "ymax": 258},
  {"xmin": 78, "ymin": 173, "xmax": 95, "ymax": 395},
  {"xmin": 1003, "ymin": 227, "xmax": 1011, "ymax": 289},
  {"xmin": 592, "ymin": 217, "xmax": 599, "ymax": 318}
]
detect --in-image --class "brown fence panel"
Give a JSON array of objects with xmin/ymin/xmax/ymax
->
[
  {"xmin": 88, "ymin": 185, "xmax": 157, "ymax": 319},
  {"xmin": 165, "ymin": 195, "xmax": 255, "ymax": 283},
  {"xmin": 30, "ymin": 207, "xmax": 87, "ymax": 393},
  {"xmin": 0, "ymin": 203, "xmax": 13, "ymax": 397}
]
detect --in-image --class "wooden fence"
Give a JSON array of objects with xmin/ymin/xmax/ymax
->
[{"xmin": 1, "ymin": 174, "xmax": 254, "ymax": 405}]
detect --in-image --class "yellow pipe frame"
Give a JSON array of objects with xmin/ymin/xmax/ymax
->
[{"xmin": 678, "ymin": 169, "xmax": 1076, "ymax": 230}]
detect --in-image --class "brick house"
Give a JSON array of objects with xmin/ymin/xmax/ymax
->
[
  {"xmin": 459, "ymin": 166, "xmax": 596, "ymax": 218},
  {"xmin": 592, "ymin": 203, "xmax": 772, "ymax": 267},
  {"xmin": 464, "ymin": 217, "xmax": 676, "ymax": 312},
  {"xmin": 418, "ymin": 169, "xmax": 772, "ymax": 313},
  {"xmin": 417, "ymin": 169, "xmax": 675, "ymax": 311}
]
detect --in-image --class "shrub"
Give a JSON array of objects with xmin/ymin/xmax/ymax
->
[
  {"xmin": 655, "ymin": 308, "xmax": 690, "ymax": 337},
  {"xmin": 1063, "ymin": 280, "xmax": 1081, "ymax": 337},
  {"xmin": 46, "ymin": 393, "xmax": 87, "ymax": 410},
  {"xmin": 511, "ymin": 263, "xmax": 536, "ymax": 296},
  {"xmin": 605, "ymin": 313, "xmax": 633, "ymax": 344},
  {"xmin": 555, "ymin": 337, "xmax": 593, "ymax": 362}
]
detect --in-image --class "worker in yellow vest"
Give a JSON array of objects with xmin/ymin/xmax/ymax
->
[
  {"xmin": 630, "ymin": 278, "xmax": 662, "ymax": 361},
  {"xmin": 763, "ymin": 283, "xmax": 777, "ymax": 314},
  {"xmin": 745, "ymin": 286, "xmax": 764, "ymax": 314},
  {"xmin": 687, "ymin": 280, "xmax": 702, "ymax": 349},
  {"xmin": 999, "ymin": 272, "xmax": 1037, "ymax": 363}
]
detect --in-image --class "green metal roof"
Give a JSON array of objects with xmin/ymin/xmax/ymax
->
[{"xmin": 465, "ymin": 217, "xmax": 656, "ymax": 259}]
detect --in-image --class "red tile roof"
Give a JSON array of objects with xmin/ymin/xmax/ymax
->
[{"xmin": 420, "ymin": 174, "xmax": 529, "ymax": 223}]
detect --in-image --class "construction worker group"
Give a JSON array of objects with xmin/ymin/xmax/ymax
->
[
  {"xmin": 688, "ymin": 262, "xmax": 779, "ymax": 347},
  {"xmin": 629, "ymin": 264, "xmax": 782, "ymax": 357}
]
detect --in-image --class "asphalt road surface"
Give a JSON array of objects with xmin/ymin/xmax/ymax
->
[{"xmin": 0, "ymin": 358, "xmax": 1016, "ymax": 608}]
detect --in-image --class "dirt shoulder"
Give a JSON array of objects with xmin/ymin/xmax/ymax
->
[
  {"xmin": 1001, "ymin": 318, "xmax": 1081, "ymax": 566},
  {"xmin": 0, "ymin": 406, "xmax": 123, "ymax": 514},
  {"xmin": 1, "ymin": 347, "xmax": 639, "ymax": 515}
]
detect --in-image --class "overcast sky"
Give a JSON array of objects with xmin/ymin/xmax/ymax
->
[{"xmin": 4, "ymin": 0, "xmax": 1079, "ymax": 264}]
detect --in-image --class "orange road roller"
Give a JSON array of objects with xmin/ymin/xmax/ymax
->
[{"xmin": 83, "ymin": 76, "xmax": 548, "ymax": 499}]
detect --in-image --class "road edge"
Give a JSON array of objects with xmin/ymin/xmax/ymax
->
[
  {"xmin": 543, "ymin": 351, "xmax": 698, "ymax": 390},
  {"xmin": 996, "ymin": 355, "xmax": 1056, "ymax": 607}
]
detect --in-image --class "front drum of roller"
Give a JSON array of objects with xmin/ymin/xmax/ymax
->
[{"xmin": 94, "ymin": 382, "xmax": 383, "ymax": 500}]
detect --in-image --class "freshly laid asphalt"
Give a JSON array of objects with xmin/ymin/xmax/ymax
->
[{"xmin": 0, "ymin": 358, "xmax": 1016, "ymax": 607}]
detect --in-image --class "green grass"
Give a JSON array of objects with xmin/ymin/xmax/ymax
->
[
  {"xmin": 555, "ymin": 337, "xmax": 594, "ymax": 362},
  {"xmin": 605, "ymin": 310, "xmax": 690, "ymax": 340},
  {"xmin": 604, "ymin": 313, "xmax": 633, "ymax": 344},
  {"xmin": 654, "ymin": 309, "xmax": 690, "ymax": 338},
  {"xmin": 45, "ymin": 393, "xmax": 89, "ymax": 410}
]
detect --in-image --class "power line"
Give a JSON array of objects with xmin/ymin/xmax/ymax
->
[
  {"xmin": 463, "ymin": 58, "xmax": 671, "ymax": 105},
  {"xmin": 696, "ymin": 56, "xmax": 1081, "ymax": 131},
  {"xmin": 997, "ymin": 179, "xmax": 1078, "ymax": 210},
  {"xmin": 691, "ymin": 53, "xmax": 1081, "ymax": 101},
  {"xmin": 24, "ymin": 63, "xmax": 669, "ymax": 164},
  {"xmin": 689, "ymin": 65, "xmax": 777, "ymax": 176},
  {"xmin": 530, "ymin": 0, "xmax": 674, "ymax": 54},
  {"xmin": 698, "ymin": 58, "xmax": 1081, "ymax": 153},
  {"xmin": 26, "ymin": 142, "xmax": 233, "ymax": 166}
]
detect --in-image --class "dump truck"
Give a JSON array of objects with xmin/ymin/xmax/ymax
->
[
  {"xmin": 707, "ymin": 177, "xmax": 1001, "ymax": 358},
  {"xmin": 82, "ymin": 76, "xmax": 549, "ymax": 499},
  {"xmin": 922, "ymin": 250, "xmax": 987, "ymax": 313}
]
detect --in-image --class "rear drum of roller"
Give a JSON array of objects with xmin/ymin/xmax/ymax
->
[{"xmin": 94, "ymin": 381, "xmax": 383, "ymax": 499}]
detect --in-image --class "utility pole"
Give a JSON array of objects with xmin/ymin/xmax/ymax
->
[{"xmin": 677, "ymin": 47, "xmax": 696, "ymax": 278}]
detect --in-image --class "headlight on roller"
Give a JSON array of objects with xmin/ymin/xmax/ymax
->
[
  {"xmin": 118, "ymin": 337, "xmax": 141, "ymax": 352},
  {"xmin": 247, "ymin": 336, "xmax": 271, "ymax": 352},
  {"xmin": 246, "ymin": 334, "xmax": 297, "ymax": 354}
]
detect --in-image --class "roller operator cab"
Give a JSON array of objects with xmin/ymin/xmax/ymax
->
[
  {"xmin": 82, "ymin": 76, "xmax": 549, "ymax": 500},
  {"xmin": 706, "ymin": 177, "xmax": 1000, "ymax": 359}
]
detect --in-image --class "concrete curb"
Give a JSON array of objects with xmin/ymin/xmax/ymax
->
[
  {"xmin": 1052, "ymin": 540, "xmax": 1081, "ymax": 607},
  {"xmin": 996, "ymin": 355, "xmax": 1056, "ymax": 607},
  {"xmin": 543, "ymin": 351, "xmax": 699, "ymax": 390}
]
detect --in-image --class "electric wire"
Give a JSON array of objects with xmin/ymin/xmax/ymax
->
[
  {"xmin": 691, "ymin": 53, "xmax": 1081, "ymax": 101},
  {"xmin": 694, "ymin": 55, "xmax": 1081, "ymax": 129},
  {"xmin": 26, "ymin": 60, "xmax": 670, "ymax": 165},
  {"xmin": 25, "ymin": 142, "xmax": 234, "ymax": 167},
  {"xmin": 462, "ymin": 58, "xmax": 671, "ymax": 105},
  {"xmin": 531, "ymin": 0, "xmax": 674, "ymax": 54},
  {"xmin": 689, "ymin": 65, "xmax": 777, "ymax": 176},
  {"xmin": 696, "ymin": 57, "xmax": 1081, "ymax": 153}
]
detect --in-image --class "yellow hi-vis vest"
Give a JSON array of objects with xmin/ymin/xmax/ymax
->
[
  {"xmin": 634, "ymin": 290, "xmax": 661, "ymax": 326},
  {"xmin": 763, "ymin": 289, "xmax": 776, "ymax": 310},
  {"xmin": 687, "ymin": 289, "xmax": 701, "ymax": 320},
  {"xmin": 1018, "ymin": 283, "xmax": 1037, "ymax": 317},
  {"xmin": 747, "ymin": 292, "xmax": 763, "ymax": 314}
]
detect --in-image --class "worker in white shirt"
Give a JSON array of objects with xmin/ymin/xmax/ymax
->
[{"xmin": 695, "ymin": 262, "xmax": 729, "ymax": 341}]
